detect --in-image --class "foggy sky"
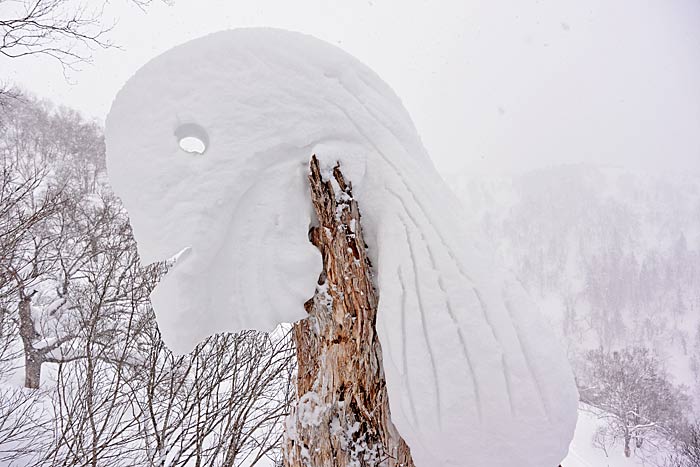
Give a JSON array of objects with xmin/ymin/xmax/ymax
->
[{"xmin": 2, "ymin": 0, "xmax": 699, "ymax": 175}]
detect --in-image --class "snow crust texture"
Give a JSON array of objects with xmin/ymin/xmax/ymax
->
[{"xmin": 106, "ymin": 28, "xmax": 578, "ymax": 467}]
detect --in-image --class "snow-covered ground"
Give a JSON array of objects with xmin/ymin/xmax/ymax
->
[{"xmin": 565, "ymin": 407, "xmax": 667, "ymax": 467}]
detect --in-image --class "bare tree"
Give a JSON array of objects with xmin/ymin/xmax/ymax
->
[
  {"xmin": 130, "ymin": 329, "xmax": 295, "ymax": 467},
  {"xmin": 42, "ymin": 301, "xmax": 153, "ymax": 467},
  {"xmin": 0, "ymin": 161, "xmax": 67, "ymax": 388},
  {"xmin": 1, "ymin": 92, "xmax": 297, "ymax": 466},
  {"xmin": 680, "ymin": 422, "xmax": 700, "ymax": 466},
  {"xmin": 0, "ymin": 0, "xmax": 109, "ymax": 64},
  {"xmin": 0, "ymin": 0, "xmax": 166, "ymax": 70},
  {"xmin": 0, "ymin": 93, "xmax": 140, "ymax": 389},
  {"xmin": 579, "ymin": 347, "xmax": 691, "ymax": 459},
  {"xmin": 0, "ymin": 123, "xmax": 61, "ymax": 463},
  {"xmin": 0, "ymin": 301, "xmax": 18, "ymax": 374},
  {"xmin": 667, "ymin": 422, "xmax": 700, "ymax": 467},
  {"xmin": 0, "ymin": 385, "xmax": 51, "ymax": 465}
]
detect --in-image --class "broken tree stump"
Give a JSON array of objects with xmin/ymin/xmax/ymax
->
[{"xmin": 283, "ymin": 156, "xmax": 415, "ymax": 467}]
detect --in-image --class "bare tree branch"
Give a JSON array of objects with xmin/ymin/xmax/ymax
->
[{"xmin": 0, "ymin": 0, "xmax": 168, "ymax": 70}]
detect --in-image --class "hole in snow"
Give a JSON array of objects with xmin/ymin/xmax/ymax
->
[
  {"xmin": 175, "ymin": 123, "xmax": 208, "ymax": 155},
  {"xmin": 179, "ymin": 136, "xmax": 206, "ymax": 154}
]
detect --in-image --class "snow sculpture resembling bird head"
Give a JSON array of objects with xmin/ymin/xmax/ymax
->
[{"xmin": 106, "ymin": 28, "xmax": 578, "ymax": 467}]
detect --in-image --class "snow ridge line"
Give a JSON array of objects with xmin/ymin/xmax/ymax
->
[
  {"xmin": 328, "ymin": 79, "xmax": 481, "ymax": 289},
  {"xmin": 399, "ymin": 218, "xmax": 442, "ymax": 426},
  {"xmin": 397, "ymin": 266, "xmax": 420, "ymax": 427},
  {"xmin": 501, "ymin": 292, "xmax": 552, "ymax": 421},
  {"xmin": 327, "ymin": 93, "xmax": 510, "ymax": 373},
  {"xmin": 386, "ymin": 187, "xmax": 482, "ymax": 420},
  {"xmin": 471, "ymin": 287, "xmax": 514, "ymax": 415},
  {"xmin": 332, "ymin": 77, "xmax": 503, "ymax": 421},
  {"xmin": 501, "ymin": 354, "xmax": 516, "ymax": 416}
]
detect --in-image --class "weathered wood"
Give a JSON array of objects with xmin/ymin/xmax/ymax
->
[{"xmin": 284, "ymin": 156, "xmax": 415, "ymax": 467}]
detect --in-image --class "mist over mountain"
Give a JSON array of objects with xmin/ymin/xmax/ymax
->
[{"xmin": 447, "ymin": 165, "xmax": 700, "ymax": 409}]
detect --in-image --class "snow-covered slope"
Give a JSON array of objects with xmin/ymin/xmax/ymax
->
[{"xmin": 106, "ymin": 28, "xmax": 577, "ymax": 467}]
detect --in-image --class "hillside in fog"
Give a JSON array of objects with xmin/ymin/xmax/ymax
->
[{"xmin": 448, "ymin": 165, "xmax": 700, "ymax": 407}]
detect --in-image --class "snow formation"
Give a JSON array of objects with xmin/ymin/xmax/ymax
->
[{"xmin": 106, "ymin": 28, "xmax": 578, "ymax": 467}]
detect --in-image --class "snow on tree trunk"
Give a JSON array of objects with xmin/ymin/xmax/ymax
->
[{"xmin": 284, "ymin": 156, "xmax": 414, "ymax": 467}]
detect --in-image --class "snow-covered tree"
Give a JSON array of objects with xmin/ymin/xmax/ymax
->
[
  {"xmin": 579, "ymin": 347, "xmax": 691, "ymax": 458},
  {"xmin": 0, "ymin": 92, "xmax": 297, "ymax": 466}
]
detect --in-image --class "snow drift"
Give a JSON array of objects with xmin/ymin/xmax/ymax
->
[{"xmin": 105, "ymin": 28, "xmax": 577, "ymax": 467}]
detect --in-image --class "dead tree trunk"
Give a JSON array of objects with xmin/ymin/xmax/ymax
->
[{"xmin": 284, "ymin": 156, "xmax": 415, "ymax": 467}]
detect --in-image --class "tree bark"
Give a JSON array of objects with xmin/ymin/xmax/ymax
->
[
  {"xmin": 18, "ymin": 293, "xmax": 41, "ymax": 389},
  {"xmin": 284, "ymin": 156, "xmax": 415, "ymax": 467}
]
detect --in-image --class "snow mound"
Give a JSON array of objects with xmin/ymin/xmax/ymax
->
[{"xmin": 106, "ymin": 28, "xmax": 577, "ymax": 467}]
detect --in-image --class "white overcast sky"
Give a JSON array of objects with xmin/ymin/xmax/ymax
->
[{"xmin": 3, "ymin": 0, "xmax": 700, "ymax": 175}]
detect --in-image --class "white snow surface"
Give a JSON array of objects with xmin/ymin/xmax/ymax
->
[{"xmin": 106, "ymin": 28, "xmax": 578, "ymax": 467}]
